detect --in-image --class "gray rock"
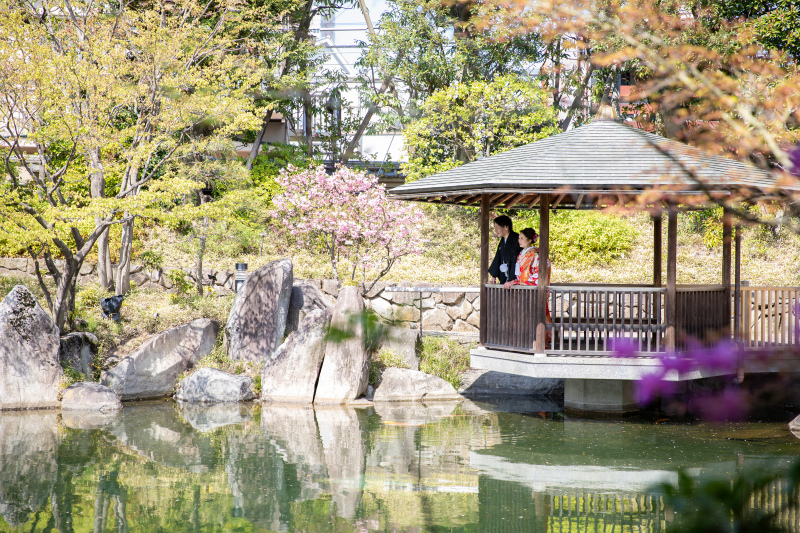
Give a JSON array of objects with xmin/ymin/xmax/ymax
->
[
  {"xmin": 446, "ymin": 299, "xmax": 473, "ymax": 321},
  {"xmin": 314, "ymin": 287, "xmax": 370, "ymax": 404},
  {"xmin": 373, "ymin": 368, "xmax": 461, "ymax": 402},
  {"xmin": 225, "ymin": 259, "xmax": 293, "ymax": 362},
  {"xmin": 459, "ymin": 369, "xmax": 563, "ymax": 397},
  {"xmin": 452, "ymin": 319, "xmax": 479, "ymax": 334},
  {"xmin": 59, "ymin": 331, "xmax": 98, "ymax": 378},
  {"xmin": 441, "ymin": 291, "xmax": 463, "ymax": 305},
  {"xmin": 384, "ymin": 283, "xmax": 414, "ymax": 305},
  {"xmin": 360, "ymin": 281, "xmax": 385, "ymax": 299},
  {"xmin": 262, "ymin": 308, "xmax": 332, "ymax": 403},
  {"xmin": 376, "ymin": 326, "xmax": 420, "ymax": 371},
  {"xmin": 286, "ymin": 281, "xmax": 334, "ymax": 335},
  {"xmin": 61, "ymin": 382, "xmax": 122, "ymax": 411},
  {"xmin": 790, "ymin": 414, "xmax": 800, "ymax": 438},
  {"xmin": 175, "ymin": 367, "xmax": 255, "ymax": 403},
  {"xmin": 101, "ymin": 318, "xmax": 219, "ymax": 400},
  {"xmin": 0, "ymin": 285, "xmax": 62, "ymax": 410},
  {"xmin": 321, "ymin": 279, "xmax": 341, "ymax": 296},
  {"xmin": 422, "ymin": 308, "xmax": 452, "ymax": 331},
  {"xmin": 374, "ymin": 401, "xmax": 458, "ymax": 425}
]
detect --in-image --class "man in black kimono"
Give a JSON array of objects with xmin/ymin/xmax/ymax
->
[{"xmin": 488, "ymin": 215, "xmax": 522, "ymax": 284}]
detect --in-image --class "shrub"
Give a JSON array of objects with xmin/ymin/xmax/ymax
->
[
  {"xmin": 418, "ymin": 336, "xmax": 471, "ymax": 389},
  {"xmin": 515, "ymin": 210, "xmax": 637, "ymax": 264},
  {"xmin": 369, "ymin": 347, "xmax": 410, "ymax": 386}
]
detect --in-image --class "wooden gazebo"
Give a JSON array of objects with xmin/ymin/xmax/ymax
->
[{"xmin": 389, "ymin": 118, "xmax": 797, "ymax": 359}]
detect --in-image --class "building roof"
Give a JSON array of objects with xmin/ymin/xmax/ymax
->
[{"xmin": 388, "ymin": 119, "xmax": 784, "ymax": 209}]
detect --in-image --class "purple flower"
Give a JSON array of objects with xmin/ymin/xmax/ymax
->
[
  {"xmin": 692, "ymin": 340, "xmax": 738, "ymax": 374},
  {"xmin": 693, "ymin": 387, "xmax": 749, "ymax": 422},
  {"xmin": 636, "ymin": 371, "xmax": 675, "ymax": 405},
  {"xmin": 611, "ymin": 337, "xmax": 638, "ymax": 358},
  {"xmin": 660, "ymin": 354, "xmax": 695, "ymax": 376},
  {"xmin": 789, "ymin": 145, "xmax": 800, "ymax": 177}
]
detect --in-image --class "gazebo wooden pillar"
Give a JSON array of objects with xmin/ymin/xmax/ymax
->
[
  {"xmin": 652, "ymin": 212, "xmax": 662, "ymax": 287},
  {"xmin": 535, "ymin": 194, "xmax": 550, "ymax": 354},
  {"xmin": 665, "ymin": 204, "xmax": 678, "ymax": 350},
  {"xmin": 479, "ymin": 194, "xmax": 490, "ymax": 345}
]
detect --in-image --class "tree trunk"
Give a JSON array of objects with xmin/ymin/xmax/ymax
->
[
  {"xmin": 195, "ymin": 214, "xmax": 209, "ymax": 296},
  {"xmin": 95, "ymin": 220, "xmax": 113, "ymax": 291},
  {"xmin": 246, "ymin": 109, "xmax": 274, "ymax": 170},
  {"xmin": 115, "ymin": 216, "xmax": 134, "ymax": 296},
  {"xmin": 52, "ymin": 259, "xmax": 80, "ymax": 330},
  {"xmin": 303, "ymin": 91, "xmax": 313, "ymax": 156},
  {"xmin": 87, "ymin": 147, "xmax": 113, "ymax": 291}
]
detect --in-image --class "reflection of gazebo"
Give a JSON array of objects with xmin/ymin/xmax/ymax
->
[{"xmin": 390, "ymin": 118, "xmax": 799, "ymax": 413}]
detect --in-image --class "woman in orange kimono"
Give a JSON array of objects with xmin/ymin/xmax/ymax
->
[{"xmin": 503, "ymin": 228, "xmax": 551, "ymax": 325}]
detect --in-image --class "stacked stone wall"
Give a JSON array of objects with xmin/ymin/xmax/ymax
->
[{"xmin": 0, "ymin": 258, "xmax": 480, "ymax": 335}]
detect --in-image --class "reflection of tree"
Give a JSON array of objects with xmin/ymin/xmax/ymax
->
[{"xmin": 93, "ymin": 471, "xmax": 128, "ymax": 533}]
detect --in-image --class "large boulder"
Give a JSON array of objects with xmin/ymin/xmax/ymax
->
[
  {"xmin": 0, "ymin": 285, "xmax": 62, "ymax": 410},
  {"xmin": 373, "ymin": 368, "xmax": 461, "ymax": 402},
  {"xmin": 459, "ymin": 369, "xmax": 564, "ymax": 397},
  {"xmin": 790, "ymin": 414, "xmax": 800, "ymax": 438},
  {"xmin": 285, "ymin": 281, "xmax": 334, "ymax": 335},
  {"xmin": 225, "ymin": 259, "xmax": 293, "ymax": 362},
  {"xmin": 178, "ymin": 402, "xmax": 255, "ymax": 432},
  {"xmin": 375, "ymin": 326, "xmax": 420, "ymax": 371},
  {"xmin": 61, "ymin": 382, "xmax": 122, "ymax": 411},
  {"xmin": 175, "ymin": 367, "xmax": 255, "ymax": 403},
  {"xmin": 262, "ymin": 308, "xmax": 333, "ymax": 403},
  {"xmin": 314, "ymin": 287, "xmax": 370, "ymax": 404},
  {"xmin": 101, "ymin": 318, "xmax": 219, "ymax": 400},
  {"xmin": 59, "ymin": 331, "xmax": 98, "ymax": 378}
]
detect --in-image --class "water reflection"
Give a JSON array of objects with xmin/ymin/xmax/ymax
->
[{"xmin": 1, "ymin": 401, "xmax": 799, "ymax": 532}]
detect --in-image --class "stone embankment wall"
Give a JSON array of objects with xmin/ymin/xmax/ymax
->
[{"xmin": 0, "ymin": 258, "xmax": 480, "ymax": 335}]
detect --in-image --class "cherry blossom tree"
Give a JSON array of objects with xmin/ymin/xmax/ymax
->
[{"xmin": 272, "ymin": 165, "xmax": 423, "ymax": 293}]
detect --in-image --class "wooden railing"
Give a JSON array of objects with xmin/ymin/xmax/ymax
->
[
  {"xmin": 546, "ymin": 285, "xmax": 665, "ymax": 355},
  {"xmin": 484, "ymin": 284, "xmax": 800, "ymax": 355},
  {"xmin": 738, "ymin": 287, "xmax": 800, "ymax": 347},
  {"xmin": 484, "ymin": 285, "xmax": 540, "ymax": 353},
  {"xmin": 676, "ymin": 285, "xmax": 729, "ymax": 342},
  {"xmin": 484, "ymin": 284, "xmax": 667, "ymax": 355}
]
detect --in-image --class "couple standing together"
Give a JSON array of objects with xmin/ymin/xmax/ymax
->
[{"xmin": 488, "ymin": 215, "xmax": 551, "ymax": 289}]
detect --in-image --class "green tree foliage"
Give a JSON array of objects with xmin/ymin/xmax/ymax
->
[
  {"xmin": 712, "ymin": 0, "xmax": 800, "ymax": 59},
  {"xmin": 402, "ymin": 75, "xmax": 559, "ymax": 181},
  {"xmin": 0, "ymin": 0, "xmax": 276, "ymax": 328},
  {"xmin": 355, "ymin": 0, "xmax": 546, "ymax": 130}
]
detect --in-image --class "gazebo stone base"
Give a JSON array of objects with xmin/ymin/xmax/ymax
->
[{"xmin": 564, "ymin": 379, "xmax": 639, "ymax": 416}]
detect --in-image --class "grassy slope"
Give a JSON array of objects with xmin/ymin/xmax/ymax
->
[{"xmin": 141, "ymin": 205, "xmax": 800, "ymax": 287}]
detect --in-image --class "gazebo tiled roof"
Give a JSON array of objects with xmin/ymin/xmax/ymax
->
[{"xmin": 389, "ymin": 119, "xmax": 782, "ymax": 208}]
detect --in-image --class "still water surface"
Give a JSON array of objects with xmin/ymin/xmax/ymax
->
[{"xmin": 1, "ymin": 399, "xmax": 798, "ymax": 532}]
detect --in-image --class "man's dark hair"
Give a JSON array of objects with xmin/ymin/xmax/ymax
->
[{"xmin": 493, "ymin": 215, "xmax": 513, "ymax": 231}]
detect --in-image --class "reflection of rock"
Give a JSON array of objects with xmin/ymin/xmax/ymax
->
[
  {"xmin": 0, "ymin": 285, "xmax": 62, "ymax": 409},
  {"xmin": 260, "ymin": 406, "xmax": 328, "ymax": 499},
  {"xmin": 315, "ymin": 287, "xmax": 370, "ymax": 404},
  {"xmin": 175, "ymin": 367, "xmax": 255, "ymax": 403},
  {"xmin": 373, "ymin": 402, "xmax": 458, "ymax": 426},
  {"xmin": 59, "ymin": 331, "xmax": 98, "ymax": 378},
  {"xmin": 460, "ymin": 369, "xmax": 563, "ymax": 397},
  {"xmin": 101, "ymin": 319, "xmax": 220, "ymax": 400},
  {"xmin": 106, "ymin": 402, "xmax": 219, "ymax": 472},
  {"xmin": 0, "ymin": 411, "xmax": 60, "ymax": 526},
  {"xmin": 225, "ymin": 259, "xmax": 293, "ymax": 362},
  {"xmin": 315, "ymin": 407, "xmax": 367, "ymax": 518},
  {"xmin": 62, "ymin": 382, "xmax": 122, "ymax": 411},
  {"xmin": 61, "ymin": 410, "xmax": 120, "ymax": 430},
  {"xmin": 178, "ymin": 402, "xmax": 255, "ymax": 432},
  {"xmin": 262, "ymin": 308, "xmax": 332, "ymax": 403},
  {"xmin": 373, "ymin": 368, "xmax": 462, "ymax": 402}
]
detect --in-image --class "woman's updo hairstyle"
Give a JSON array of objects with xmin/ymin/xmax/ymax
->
[{"xmin": 519, "ymin": 228, "xmax": 538, "ymax": 243}]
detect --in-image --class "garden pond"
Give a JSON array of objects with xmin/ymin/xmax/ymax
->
[{"xmin": 1, "ymin": 398, "xmax": 799, "ymax": 532}]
